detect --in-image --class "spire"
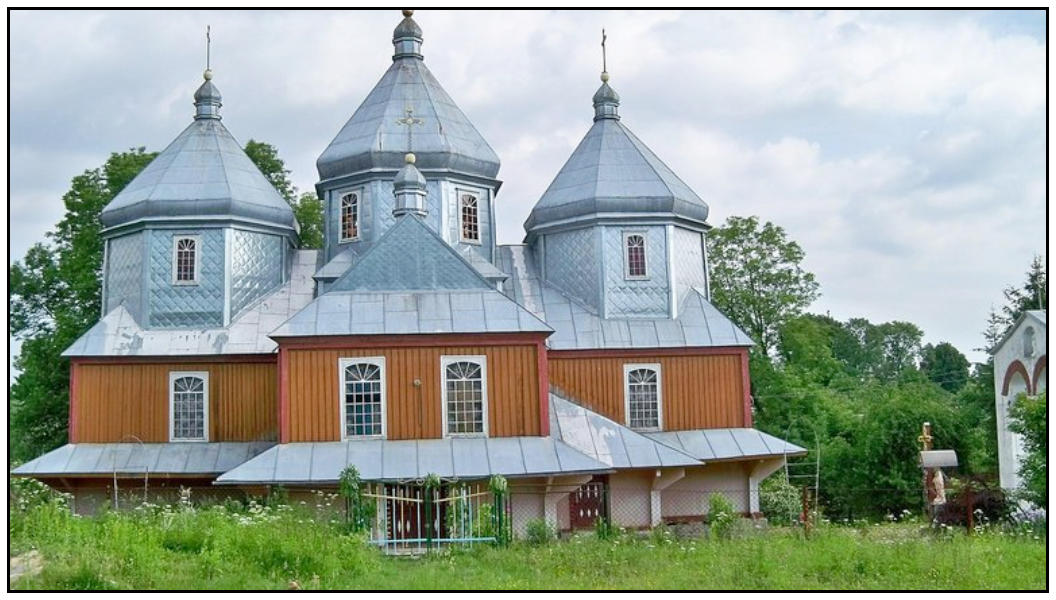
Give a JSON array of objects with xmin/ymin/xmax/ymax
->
[
  {"xmin": 393, "ymin": 152, "xmax": 428, "ymax": 217},
  {"xmin": 194, "ymin": 26, "xmax": 222, "ymax": 120},
  {"xmin": 593, "ymin": 28, "xmax": 619, "ymax": 121},
  {"xmin": 393, "ymin": 9, "xmax": 423, "ymax": 60}
]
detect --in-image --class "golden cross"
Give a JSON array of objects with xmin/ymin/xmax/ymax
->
[
  {"xmin": 917, "ymin": 422, "xmax": 933, "ymax": 451},
  {"xmin": 395, "ymin": 106, "xmax": 424, "ymax": 153}
]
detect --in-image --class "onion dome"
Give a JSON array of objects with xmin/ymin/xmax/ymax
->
[
  {"xmin": 316, "ymin": 10, "xmax": 500, "ymax": 181},
  {"xmin": 100, "ymin": 70, "xmax": 297, "ymax": 235},
  {"xmin": 393, "ymin": 152, "xmax": 428, "ymax": 217}
]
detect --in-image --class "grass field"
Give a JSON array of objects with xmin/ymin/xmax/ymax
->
[{"xmin": 9, "ymin": 496, "xmax": 1046, "ymax": 590}]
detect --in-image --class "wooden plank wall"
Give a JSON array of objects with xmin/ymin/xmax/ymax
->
[
  {"xmin": 285, "ymin": 344, "xmax": 541, "ymax": 442},
  {"xmin": 72, "ymin": 361, "xmax": 278, "ymax": 443},
  {"xmin": 548, "ymin": 352, "xmax": 745, "ymax": 429}
]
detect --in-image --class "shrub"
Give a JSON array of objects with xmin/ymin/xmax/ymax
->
[
  {"xmin": 522, "ymin": 519, "xmax": 555, "ymax": 546},
  {"xmin": 594, "ymin": 516, "xmax": 616, "ymax": 540},
  {"xmin": 760, "ymin": 477, "xmax": 800, "ymax": 526},
  {"xmin": 337, "ymin": 466, "xmax": 374, "ymax": 533},
  {"xmin": 707, "ymin": 493, "xmax": 736, "ymax": 540}
]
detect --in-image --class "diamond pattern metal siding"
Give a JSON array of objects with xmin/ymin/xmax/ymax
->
[
  {"xmin": 230, "ymin": 230, "xmax": 284, "ymax": 318},
  {"xmin": 104, "ymin": 233, "xmax": 144, "ymax": 321},
  {"xmin": 543, "ymin": 228, "xmax": 599, "ymax": 312},
  {"xmin": 147, "ymin": 229, "xmax": 225, "ymax": 328},
  {"xmin": 603, "ymin": 226, "xmax": 669, "ymax": 318},
  {"xmin": 672, "ymin": 227, "xmax": 706, "ymax": 306}
]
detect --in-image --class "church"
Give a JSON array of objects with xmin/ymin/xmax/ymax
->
[{"xmin": 15, "ymin": 10, "xmax": 804, "ymax": 542}]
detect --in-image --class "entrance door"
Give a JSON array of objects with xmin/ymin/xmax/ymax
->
[
  {"xmin": 383, "ymin": 484, "xmax": 448, "ymax": 541},
  {"xmin": 569, "ymin": 476, "xmax": 608, "ymax": 529}
]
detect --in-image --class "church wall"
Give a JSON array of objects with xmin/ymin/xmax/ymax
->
[
  {"xmin": 229, "ymin": 229, "xmax": 286, "ymax": 319},
  {"xmin": 103, "ymin": 232, "xmax": 145, "ymax": 321},
  {"xmin": 146, "ymin": 228, "xmax": 226, "ymax": 328},
  {"xmin": 542, "ymin": 228, "xmax": 600, "ymax": 312},
  {"xmin": 993, "ymin": 314, "xmax": 1046, "ymax": 490},
  {"xmin": 71, "ymin": 359, "xmax": 278, "ymax": 443},
  {"xmin": 601, "ymin": 225, "xmax": 670, "ymax": 318},
  {"xmin": 283, "ymin": 340, "xmax": 543, "ymax": 442},
  {"xmin": 671, "ymin": 226, "xmax": 707, "ymax": 307},
  {"xmin": 548, "ymin": 349, "xmax": 748, "ymax": 430}
]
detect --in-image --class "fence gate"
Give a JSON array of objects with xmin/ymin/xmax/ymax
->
[
  {"xmin": 569, "ymin": 476, "xmax": 608, "ymax": 529},
  {"xmin": 367, "ymin": 481, "xmax": 499, "ymax": 552}
]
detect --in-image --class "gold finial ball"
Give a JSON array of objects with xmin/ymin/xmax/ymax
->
[
  {"xmin": 203, "ymin": 69, "xmax": 214, "ymax": 81},
  {"xmin": 600, "ymin": 71, "xmax": 610, "ymax": 83},
  {"xmin": 405, "ymin": 152, "xmax": 416, "ymax": 164},
  {"xmin": 402, "ymin": 9, "xmax": 414, "ymax": 17}
]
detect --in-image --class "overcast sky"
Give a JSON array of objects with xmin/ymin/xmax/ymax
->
[{"xmin": 9, "ymin": 9, "xmax": 1047, "ymax": 363}]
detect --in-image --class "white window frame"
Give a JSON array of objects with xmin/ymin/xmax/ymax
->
[
  {"xmin": 339, "ymin": 190, "xmax": 362, "ymax": 243},
  {"xmin": 169, "ymin": 371, "xmax": 209, "ymax": 442},
  {"xmin": 623, "ymin": 231, "xmax": 649, "ymax": 280},
  {"xmin": 457, "ymin": 189, "xmax": 482, "ymax": 245},
  {"xmin": 338, "ymin": 357, "xmax": 387, "ymax": 440},
  {"xmin": 171, "ymin": 235, "xmax": 201, "ymax": 285},
  {"xmin": 623, "ymin": 363, "xmax": 662, "ymax": 431},
  {"xmin": 441, "ymin": 355, "xmax": 489, "ymax": 438}
]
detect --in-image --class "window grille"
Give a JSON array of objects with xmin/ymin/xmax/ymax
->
[
  {"xmin": 174, "ymin": 237, "xmax": 198, "ymax": 283},
  {"xmin": 343, "ymin": 361, "xmax": 384, "ymax": 437},
  {"xmin": 341, "ymin": 192, "xmax": 360, "ymax": 241},
  {"xmin": 626, "ymin": 367, "xmax": 660, "ymax": 429},
  {"xmin": 444, "ymin": 359, "xmax": 486, "ymax": 435},
  {"xmin": 460, "ymin": 193, "xmax": 480, "ymax": 242},
  {"xmin": 625, "ymin": 234, "xmax": 647, "ymax": 278},
  {"xmin": 171, "ymin": 374, "xmax": 207, "ymax": 440}
]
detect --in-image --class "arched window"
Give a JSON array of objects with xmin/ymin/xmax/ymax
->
[
  {"xmin": 624, "ymin": 364, "xmax": 662, "ymax": 430},
  {"xmin": 460, "ymin": 192, "xmax": 480, "ymax": 243},
  {"xmin": 340, "ymin": 192, "xmax": 360, "ymax": 241},
  {"xmin": 1023, "ymin": 326, "xmax": 1036, "ymax": 358},
  {"xmin": 341, "ymin": 358, "xmax": 386, "ymax": 438},
  {"xmin": 443, "ymin": 357, "xmax": 487, "ymax": 436},
  {"xmin": 170, "ymin": 372, "xmax": 208, "ymax": 441},
  {"xmin": 624, "ymin": 233, "xmax": 647, "ymax": 279},
  {"xmin": 173, "ymin": 236, "xmax": 199, "ymax": 284}
]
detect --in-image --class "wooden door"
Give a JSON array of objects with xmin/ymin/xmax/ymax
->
[{"xmin": 569, "ymin": 476, "xmax": 608, "ymax": 529}]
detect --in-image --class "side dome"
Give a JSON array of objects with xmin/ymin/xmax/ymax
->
[{"xmin": 101, "ymin": 74, "xmax": 297, "ymax": 234}]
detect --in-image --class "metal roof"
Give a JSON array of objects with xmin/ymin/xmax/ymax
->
[
  {"xmin": 497, "ymin": 245, "xmax": 753, "ymax": 350},
  {"xmin": 101, "ymin": 74, "xmax": 297, "ymax": 234},
  {"xmin": 549, "ymin": 392, "xmax": 701, "ymax": 469},
  {"xmin": 316, "ymin": 45, "xmax": 500, "ymax": 181},
  {"xmin": 11, "ymin": 442, "xmax": 274, "ymax": 477},
  {"xmin": 524, "ymin": 114, "xmax": 708, "ymax": 235},
  {"xmin": 644, "ymin": 429, "xmax": 807, "ymax": 462},
  {"xmin": 63, "ymin": 249, "xmax": 318, "ymax": 357},
  {"xmin": 214, "ymin": 437, "xmax": 610, "ymax": 485},
  {"xmin": 920, "ymin": 450, "xmax": 958, "ymax": 469}
]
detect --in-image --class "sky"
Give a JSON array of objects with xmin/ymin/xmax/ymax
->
[{"xmin": 8, "ymin": 9, "xmax": 1047, "ymax": 364}]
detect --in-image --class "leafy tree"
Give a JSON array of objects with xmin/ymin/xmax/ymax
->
[
  {"xmin": 707, "ymin": 216, "xmax": 820, "ymax": 356},
  {"xmin": 1008, "ymin": 391, "xmax": 1046, "ymax": 508},
  {"xmin": 10, "ymin": 148, "xmax": 158, "ymax": 461},
  {"xmin": 243, "ymin": 139, "xmax": 324, "ymax": 249},
  {"xmin": 982, "ymin": 255, "xmax": 1047, "ymax": 354},
  {"xmin": 920, "ymin": 342, "xmax": 970, "ymax": 393}
]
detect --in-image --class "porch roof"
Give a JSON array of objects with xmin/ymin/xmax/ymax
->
[
  {"xmin": 643, "ymin": 429, "xmax": 807, "ymax": 462},
  {"xmin": 10, "ymin": 442, "xmax": 275, "ymax": 477},
  {"xmin": 214, "ymin": 436, "xmax": 610, "ymax": 485}
]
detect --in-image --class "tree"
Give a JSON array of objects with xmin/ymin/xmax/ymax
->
[
  {"xmin": 1008, "ymin": 391, "xmax": 1046, "ymax": 508},
  {"xmin": 707, "ymin": 216, "xmax": 820, "ymax": 356},
  {"xmin": 982, "ymin": 255, "xmax": 1047, "ymax": 354},
  {"xmin": 920, "ymin": 342, "xmax": 970, "ymax": 393},
  {"xmin": 10, "ymin": 148, "xmax": 158, "ymax": 461},
  {"xmin": 243, "ymin": 139, "xmax": 324, "ymax": 249}
]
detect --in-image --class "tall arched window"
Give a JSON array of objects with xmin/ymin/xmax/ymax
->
[
  {"xmin": 460, "ymin": 192, "xmax": 480, "ymax": 243},
  {"xmin": 340, "ymin": 192, "xmax": 360, "ymax": 241},
  {"xmin": 173, "ymin": 236, "xmax": 199, "ymax": 284},
  {"xmin": 624, "ymin": 364, "xmax": 662, "ymax": 430},
  {"xmin": 1023, "ymin": 326, "xmax": 1036, "ymax": 358},
  {"xmin": 341, "ymin": 358, "xmax": 386, "ymax": 438},
  {"xmin": 442, "ymin": 356, "xmax": 488, "ymax": 436},
  {"xmin": 170, "ymin": 372, "xmax": 208, "ymax": 441},
  {"xmin": 624, "ymin": 233, "xmax": 647, "ymax": 279}
]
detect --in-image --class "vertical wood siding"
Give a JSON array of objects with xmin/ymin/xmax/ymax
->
[
  {"xmin": 548, "ymin": 352, "xmax": 745, "ymax": 429},
  {"xmin": 285, "ymin": 344, "xmax": 541, "ymax": 442},
  {"xmin": 72, "ymin": 361, "xmax": 277, "ymax": 443}
]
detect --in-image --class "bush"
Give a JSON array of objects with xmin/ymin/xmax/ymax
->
[
  {"xmin": 707, "ymin": 494, "xmax": 736, "ymax": 540},
  {"xmin": 594, "ymin": 516, "xmax": 616, "ymax": 540},
  {"xmin": 522, "ymin": 519, "xmax": 555, "ymax": 546},
  {"xmin": 1009, "ymin": 392, "xmax": 1046, "ymax": 508},
  {"xmin": 760, "ymin": 477, "xmax": 800, "ymax": 526}
]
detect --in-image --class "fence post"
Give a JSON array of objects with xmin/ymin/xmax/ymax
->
[
  {"xmin": 801, "ymin": 485, "xmax": 811, "ymax": 539},
  {"xmin": 966, "ymin": 488, "xmax": 975, "ymax": 536}
]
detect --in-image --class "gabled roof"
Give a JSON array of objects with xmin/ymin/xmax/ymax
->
[
  {"xmin": 497, "ymin": 245, "xmax": 753, "ymax": 350},
  {"xmin": 63, "ymin": 250, "xmax": 318, "ymax": 357},
  {"xmin": 524, "ymin": 118, "xmax": 709, "ymax": 235},
  {"xmin": 994, "ymin": 309, "xmax": 1047, "ymax": 354},
  {"xmin": 11, "ymin": 442, "xmax": 274, "ymax": 477}
]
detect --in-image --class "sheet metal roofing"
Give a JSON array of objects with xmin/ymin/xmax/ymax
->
[
  {"xmin": 63, "ymin": 250, "xmax": 318, "ymax": 357},
  {"xmin": 550, "ymin": 392, "xmax": 700, "ymax": 469},
  {"xmin": 101, "ymin": 75, "xmax": 296, "ymax": 233},
  {"xmin": 316, "ymin": 46, "xmax": 500, "ymax": 180},
  {"xmin": 644, "ymin": 429, "xmax": 807, "ymax": 462},
  {"xmin": 11, "ymin": 442, "xmax": 274, "ymax": 477},
  {"xmin": 497, "ymin": 245, "xmax": 753, "ymax": 350},
  {"xmin": 214, "ymin": 437, "xmax": 610, "ymax": 485},
  {"xmin": 524, "ymin": 116, "xmax": 708, "ymax": 234}
]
